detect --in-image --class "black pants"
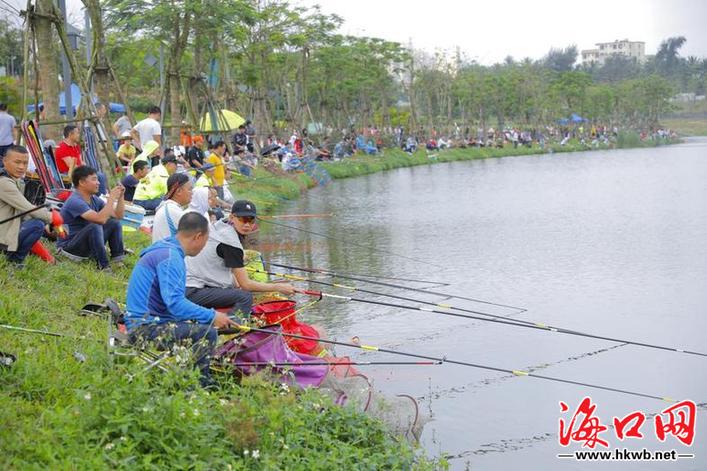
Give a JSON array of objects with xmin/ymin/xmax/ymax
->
[{"xmin": 186, "ymin": 286, "xmax": 253, "ymax": 317}]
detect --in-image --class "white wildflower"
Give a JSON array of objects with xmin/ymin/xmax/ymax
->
[
  {"xmin": 193, "ymin": 408, "xmax": 200, "ymax": 417},
  {"xmin": 84, "ymin": 392, "xmax": 92, "ymax": 401},
  {"xmin": 104, "ymin": 443, "xmax": 114, "ymax": 450},
  {"xmin": 219, "ymin": 399, "xmax": 229, "ymax": 406},
  {"xmin": 252, "ymin": 450, "xmax": 260, "ymax": 459},
  {"xmin": 243, "ymin": 449, "xmax": 250, "ymax": 456},
  {"xmin": 119, "ymin": 436, "xmax": 127, "ymax": 442}
]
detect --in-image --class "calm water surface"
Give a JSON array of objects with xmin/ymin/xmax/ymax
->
[{"xmin": 259, "ymin": 139, "xmax": 707, "ymax": 470}]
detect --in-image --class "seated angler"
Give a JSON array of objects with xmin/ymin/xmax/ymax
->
[
  {"xmin": 120, "ymin": 160, "xmax": 149, "ymax": 203},
  {"xmin": 186, "ymin": 200, "xmax": 295, "ymax": 317},
  {"xmin": 0, "ymin": 145, "xmax": 63, "ymax": 266},
  {"xmin": 125, "ymin": 212, "xmax": 236, "ymax": 388},
  {"xmin": 132, "ymin": 154, "xmax": 178, "ymax": 212},
  {"xmin": 151, "ymin": 173, "xmax": 194, "ymax": 243},
  {"xmin": 57, "ymin": 165, "xmax": 126, "ymax": 271}
]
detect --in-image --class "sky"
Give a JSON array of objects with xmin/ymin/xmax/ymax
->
[{"xmin": 3, "ymin": 0, "xmax": 706, "ymax": 64}]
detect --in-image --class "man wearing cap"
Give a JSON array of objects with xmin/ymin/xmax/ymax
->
[
  {"xmin": 132, "ymin": 154, "xmax": 178, "ymax": 212},
  {"xmin": 128, "ymin": 139, "xmax": 159, "ymax": 175},
  {"xmin": 116, "ymin": 131, "xmax": 136, "ymax": 166},
  {"xmin": 186, "ymin": 200, "xmax": 295, "ymax": 316},
  {"xmin": 204, "ymin": 140, "xmax": 229, "ymax": 200}
]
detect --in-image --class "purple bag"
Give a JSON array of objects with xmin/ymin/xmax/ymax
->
[{"xmin": 214, "ymin": 325, "xmax": 328, "ymax": 389}]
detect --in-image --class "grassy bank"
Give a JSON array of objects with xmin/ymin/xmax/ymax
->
[
  {"xmin": 0, "ymin": 239, "xmax": 437, "ymax": 468},
  {"xmin": 661, "ymin": 117, "xmax": 707, "ymax": 136}
]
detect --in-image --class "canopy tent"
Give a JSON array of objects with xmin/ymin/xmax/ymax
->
[
  {"xmin": 199, "ymin": 109, "xmax": 245, "ymax": 132},
  {"xmin": 557, "ymin": 113, "xmax": 588, "ymax": 125},
  {"xmin": 26, "ymin": 84, "xmax": 126, "ymax": 115},
  {"xmin": 570, "ymin": 113, "xmax": 587, "ymax": 123}
]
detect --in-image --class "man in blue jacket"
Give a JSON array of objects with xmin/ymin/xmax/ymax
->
[{"xmin": 125, "ymin": 212, "xmax": 236, "ymax": 386}]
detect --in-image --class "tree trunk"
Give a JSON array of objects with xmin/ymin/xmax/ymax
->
[
  {"xmin": 82, "ymin": 0, "xmax": 110, "ymax": 107},
  {"xmin": 34, "ymin": 0, "xmax": 61, "ymax": 139}
]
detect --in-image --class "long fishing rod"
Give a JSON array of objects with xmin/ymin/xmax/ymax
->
[
  {"xmin": 231, "ymin": 360, "xmax": 441, "ymax": 367},
  {"xmin": 256, "ymin": 217, "xmax": 447, "ymax": 269},
  {"xmin": 221, "ymin": 324, "xmax": 678, "ymax": 402},
  {"xmin": 0, "ymin": 323, "xmax": 91, "ymax": 341},
  {"xmin": 265, "ymin": 268, "xmax": 707, "ymax": 358},
  {"xmin": 269, "ymin": 262, "xmax": 531, "ymax": 308},
  {"xmin": 270, "ymin": 262, "xmax": 450, "ymax": 287},
  {"xmin": 0, "ymin": 203, "xmax": 49, "ymax": 226},
  {"xmin": 290, "ymin": 286, "xmax": 707, "ymax": 359}
]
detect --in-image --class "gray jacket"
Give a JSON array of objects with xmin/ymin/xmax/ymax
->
[{"xmin": 0, "ymin": 175, "xmax": 51, "ymax": 251}]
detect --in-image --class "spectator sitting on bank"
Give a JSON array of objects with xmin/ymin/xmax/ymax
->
[
  {"xmin": 152, "ymin": 173, "xmax": 194, "ymax": 243},
  {"xmin": 426, "ymin": 138, "xmax": 438, "ymax": 151},
  {"xmin": 116, "ymin": 131, "xmax": 136, "ymax": 167},
  {"xmin": 128, "ymin": 140, "xmax": 159, "ymax": 175},
  {"xmin": 0, "ymin": 145, "xmax": 62, "ymax": 267},
  {"xmin": 121, "ymin": 160, "xmax": 149, "ymax": 203},
  {"xmin": 56, "ymin": 165, "xmax": 125, "ymax": 271},
  {"xmin": 404, "ymin": 136, "xmax": 418, "ymax": 154},
  {"xmin": 132, "ymin": 154, "xmax": 178, "ymax": 212}
]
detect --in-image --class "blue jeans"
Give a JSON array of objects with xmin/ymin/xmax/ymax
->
[
  {"xmin": 128, "ymin": 322, "xmax": 218, "ymax": 386},
  {"xmin": 58, "ymin": 219, "xmax": 124, "ymax": 269},
  {"xmin": 133, "ymin": 198, "xmax": 162, "ymax": 212},
  {"xmin": 97, "ymin": 172, "xmax": 109, "ymax": 195},
  {"xmin": 5, "ymin": 219, "xmax": 45, "ymax": 264}
]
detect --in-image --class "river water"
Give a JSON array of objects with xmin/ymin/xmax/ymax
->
[{"xmin": 259, "ymin": 139, "xmax": 707, "ymax": 470}]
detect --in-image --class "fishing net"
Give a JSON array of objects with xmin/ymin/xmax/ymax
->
[
  {"xmin": 250, "ymin": 300, "xmax": 325, "ymax": 357},
  {"xmin": 214, "ymin": 325, "xmax": 427, "ymax": 442}
]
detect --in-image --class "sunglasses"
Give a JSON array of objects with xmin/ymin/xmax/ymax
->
[{"xmin": 237, "ymin": 216, "xmax": 256, "ymax": 224}]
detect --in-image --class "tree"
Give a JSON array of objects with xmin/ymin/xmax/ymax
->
[
  {"xmin": 654, "ymin": 36, "xmax": 686, "ymax": 76},
  {"xmin": 541, "ymin": 45, "xmax": 578, "ymax": 72}
]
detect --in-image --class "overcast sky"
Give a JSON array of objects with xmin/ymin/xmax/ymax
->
[{"xmin": 5, "ymin": 0, "xmax": 706, "ymax": 64}]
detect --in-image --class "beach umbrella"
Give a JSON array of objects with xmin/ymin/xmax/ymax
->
[{"xmin": 199, "ymin": 109, "xmax": 245, "ymax": 132}]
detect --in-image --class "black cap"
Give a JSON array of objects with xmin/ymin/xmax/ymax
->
[
  {"xmin": 231, "ymin": 200, "xmax": 257, "ymax": 217},
  {"xmin": 161, "ymin": 155, "xmax": 177, "ymax": 165}
]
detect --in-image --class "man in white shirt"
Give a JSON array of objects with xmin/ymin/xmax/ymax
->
[
  {"xmin": 151, "ymin": 172, "xmax": 193, "ymax": 242},
  {"xmin": 132, "ymin": 106, "xmax": 162, "ymax": 165}
]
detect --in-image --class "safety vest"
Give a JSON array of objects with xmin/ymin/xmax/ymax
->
[
  {"xmin": 194, "ymin": 173, "xmax": 213, "ymax": 188},
  {"xmin": 134, "ymin": 164, "xmax": 169, "ymax": 200}
]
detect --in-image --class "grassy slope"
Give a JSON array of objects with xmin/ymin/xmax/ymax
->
[
  {"xmin": 661, "ymin": 117, "xmax": 707, "ymax": 136},
  {"xmin": 0, "ymin": 240, "xmax": 433, "ymax": 469}
]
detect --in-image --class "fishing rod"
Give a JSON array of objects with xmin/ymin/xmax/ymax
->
[
  {"xmin": 230, "ymin": 360, "xmax": 441, "ymax": 367},
  {"xmin": 256, "ymin": 217, "xmax": 447, "ymax": 269},
  {"xmin": 290, "ymin": 286, "xmax": 707, "ymax": 359},
  {"xmin": 271, "ymin": 262, "xmax": 532, "ymax": 306},
  {"xmin": 0, "ymin": 323, "xmax": 91, "ymax": 341},
  {"xmin": 220, "ymin": 324, "xmax": 678, "ymax": 402},
  {"xmin": 269, "ymin": 262, "xmax": 450, "ymax": 287},
  {"xmin": 0, "ymin": 203, "xmax": 49, "ymax": 226},
  {"xmin": 259, "ymin": 213, "xmax": 334, "ymax": 219}
]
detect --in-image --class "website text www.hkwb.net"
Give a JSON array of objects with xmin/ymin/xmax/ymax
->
[{"xmin": 558, "ymin": 448, "xmax": 694, "ymax": 461}]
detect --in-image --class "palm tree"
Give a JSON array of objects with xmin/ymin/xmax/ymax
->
[{"xmin": 655, "ymin": 36, "xmax": 686, "ymax": 76}]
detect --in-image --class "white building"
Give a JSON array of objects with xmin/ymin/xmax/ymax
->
[{"xmin": 581, "ymin": 39, "xmax": 646, "ymax": 65}]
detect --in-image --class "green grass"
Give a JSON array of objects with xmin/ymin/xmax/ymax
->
[
  {"xmin": 661, "ymin": 118, "xmax": 707, "ymax": 136},
  {"xmin": 0, "ymin": 232, "xmax": 439, "ymax": 470}
]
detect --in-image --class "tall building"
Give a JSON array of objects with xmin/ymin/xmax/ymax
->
[{"xmin": 581, "ymin": 39, "xmax": 646, "ymax": 65}]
